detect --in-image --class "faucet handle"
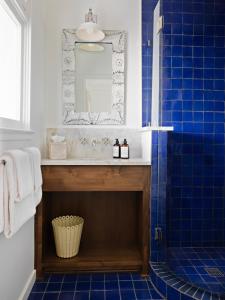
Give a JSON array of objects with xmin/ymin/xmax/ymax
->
[
  {"xmin": 80, "ymin": 137, "xmax": 89, "ymax": 145},
  {"xmin": 102, "ymin": 137, "xmax": 111, "ymax": 146}
]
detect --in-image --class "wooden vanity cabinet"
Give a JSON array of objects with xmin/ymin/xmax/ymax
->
[{"xmin": 35, "ymin": 165, "xmax": 151, "ymax": 278}]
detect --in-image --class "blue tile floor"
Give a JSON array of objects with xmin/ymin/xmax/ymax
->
[
  {"xmin": 28, "ymin": 272, "xmax": 163, "ymax": 300},
  {"xmin": 168, "ymin": 247, "xmax": 225, "ymax": 295}
]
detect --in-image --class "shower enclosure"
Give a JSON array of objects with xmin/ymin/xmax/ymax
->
[{"xmin": 147, "ymin": 0, "xmax": 225, "ymax": 298}]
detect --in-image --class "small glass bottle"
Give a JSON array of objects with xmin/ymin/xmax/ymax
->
[
  {"xmin": 121, "ymin": 139, "xmax": 129, "ymax": 159},
  {"xmin": 113, "ymin": 139, "xmax": 120, "ymax": 159}
]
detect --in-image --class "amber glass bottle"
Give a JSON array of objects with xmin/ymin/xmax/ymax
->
[
  {"xmin": 113, "ymin": 139, "xmax": 120, "ymax": 158},
  {"xmin": 121, "ymin": 139, "xmax": 129, "ymax": 159}
]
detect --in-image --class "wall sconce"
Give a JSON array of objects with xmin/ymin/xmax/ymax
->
[{"xmin": 76, "ymin": 9, "xmax": 105, "ymax": 42}]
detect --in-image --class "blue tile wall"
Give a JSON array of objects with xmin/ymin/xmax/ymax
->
[
  {"xmin": 160, "ymin": 0, "xmax": 225, "ymax": 247},
  {"xmin": 142, "ymin": 0, "xmax": 158, "ymax": 126}
]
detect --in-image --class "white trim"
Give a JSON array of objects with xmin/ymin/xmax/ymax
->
[
  {"xmin": 21, "ymin": 5, "xmax": 31, "ymax": 130},
  {"xmin": 138, "ymin": 0, "xmax": 142, "ymax": 128},
  {"xmin": 0, "ymin": 0, "xmax": 31, "ymax": 130},
  {"xmin": 18, "ymin": 269, "xmax": 36, "ymax": 300},
  {"xmin": 0, "ymin": 128, "xmax": 34, "ymax": 134},
  {"xmin": 0, "ymin": 136, "xmax": 33, "ymax": 141},
  {"xmin": 139, "ymin": 126, "xmax": 174, "ymax": 132},
  {"xmin": 12, "ymin": 0, "xmax": 31, "ymax": 20},
  {"xmin": 0, "ymin": 118, "xmax": 25, "ymax": 130},
  {"xmin": 0, "ymin": 127, "xmax": 34, "ymax": 141},
  {"xmin": 151, "ymin": 0, "xmax": 161, "ymax": 127},
  {"xmin": 150, "ymin": 126, "xmax": 174, "ymax": 131}
]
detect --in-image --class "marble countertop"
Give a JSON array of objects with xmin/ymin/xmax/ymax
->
[{"xmin": 41, "ymin": 158, "xmax": 151, "ymax": 166}]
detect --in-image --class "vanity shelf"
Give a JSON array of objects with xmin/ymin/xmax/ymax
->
[
  {"xmin": 43, "ymin": 246, "xmax": 142, "ymax": 272},
  {"xmin": 35, "ymin": 165, "xmax": 151, "ymax": 277}
]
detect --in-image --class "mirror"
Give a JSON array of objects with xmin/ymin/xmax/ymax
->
[
  {"xmin": 75, "ymin": 42, "xmax": 112, "ymax": 113},
  {"xmin": 62, "ymin": 30, "xmax": 126, "ymax": 125}
]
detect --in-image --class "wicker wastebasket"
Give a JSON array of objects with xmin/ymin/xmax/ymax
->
[{"xmin": 52, "ymin": 215, "xmax": 84, "ymax": 258}]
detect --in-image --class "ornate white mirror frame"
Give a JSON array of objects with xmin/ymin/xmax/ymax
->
[{"xmin": 62, "ymin": 29, "xmax": 127, "ymax": 125}]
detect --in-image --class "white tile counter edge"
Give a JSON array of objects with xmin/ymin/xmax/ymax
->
[{"xmin": 41, "ymin": 158, "xmax": 151, "ymax": 166}]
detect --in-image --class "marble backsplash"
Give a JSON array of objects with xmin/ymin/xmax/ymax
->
[{"xmin": 46, "ymin": 128, "xmax": 143, "ymax": 159}]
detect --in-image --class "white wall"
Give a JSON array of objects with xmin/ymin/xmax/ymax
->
[
  {"xmin": 0, "ymin": 1, "xmax": 141, "ymax": 298},
  {"xmin": 0, "ymin": 0, "xmax": 46, "ymax": 299},
  {"xmin": 0, "ymin": 219, "xmax": 34, "ymax": 300},
  {"xmin": 30, "ymin": 0, "xmax": 46, "ymax": 149},
  {"xmin": 44, "ymin": 0, "xmax": 142, "ymax": 128}
]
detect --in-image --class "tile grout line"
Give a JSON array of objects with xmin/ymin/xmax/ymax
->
[
  {"xmin": 42, "ymin": 274, "xmax": 51, "ymax": 300},
  {"xmin": 103, "ymin": 273, "xmax": 106, "ymax": 300},
  {"xmin": 130, "ymin": 273, "xmax": 138, "ymax": 300},
  {"xmin": 146, "ymin": 275, "xmax": 154, "ymax": 300},
  {"xmin": 73, "ymin": 275, "xmax": 78, "ymax": 300},
  {"xmin": 117, "ymin": 273, "xmax": 122, "ymax": 300}
]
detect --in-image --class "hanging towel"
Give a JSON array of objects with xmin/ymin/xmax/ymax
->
[
  {"xmin": 1, "ymin": 155, "xmax": 35, "ymax": 238},
  {"xmin": 4, "ymin": 189, "xmax": 36, "ymax": 238},
  {"xmin": 24, "ymin": 147, "xmax": 42, "ymax": 206},
  {"xmin": 34, "ymin": 187, "xmax": 42, "ymax": 207},
  {"xmin": 0, "ymin": 164, "xmax": 4, "ymax": 234},
  {"xmin": 5, "ymin": 149, "xmax": 33, "ymax": 202}
]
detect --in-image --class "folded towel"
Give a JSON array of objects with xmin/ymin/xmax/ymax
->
[
  {"xmin": 0, "ymin": 164, "xmax": 4, "ymax": 234},
  {"xmin": 24, "ymin": 147, "xmax": 42, "ymax": 206},
  {"xmin": 1, "ymin": 155, "xmax": 35, "ymax": 238},
  {"xmin": 5, "ymin": 150, "xmax": 33, "ymax": 202}
]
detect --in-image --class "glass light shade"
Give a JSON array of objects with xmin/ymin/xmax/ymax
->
[
  {"xmin": 78, "ymin": 43, "xmax": 105, "ymax": 52},
  {"xmin": 76, "ymin": 22, "xmax": 105, "ymax": 42}
]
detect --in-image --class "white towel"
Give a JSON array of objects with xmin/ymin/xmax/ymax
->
[
  {"xmin": 5, "ymin": 149, "xmax": 33, "ymax": 202},
  {"xmin": 1, "ymin": 155, "xmax": 36, "ymax": 238},
  {"xmin": 24, "ymin": 147, "xmax": 42, "ymax": 206},
  {"xmin": 34, "ymin": 186, "xmax": 42, "ymax": 207},
  {"xmin": 4, "ymin": 188, "xmax": 36, "ymax": 239},
  {"xmin": 0, "ymin": 164, "xmax": 4, "ymax": 234}
]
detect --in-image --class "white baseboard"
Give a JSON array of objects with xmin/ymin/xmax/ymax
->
[{"xmin": 18, "ymin": 270, "xmax": 36, "ymax": 300}]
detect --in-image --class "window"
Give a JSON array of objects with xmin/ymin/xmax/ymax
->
[{"xmin": 0, "ymin": 0, "xmax": 30, "ymax": 130}]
